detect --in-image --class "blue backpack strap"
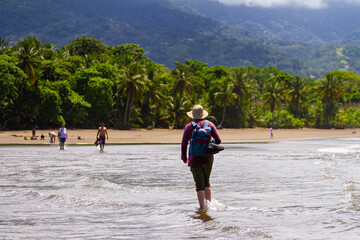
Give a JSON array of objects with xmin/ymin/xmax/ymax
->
[
  {"xmin": 191, "ymin": 120, "xmax": 200, "ymax": 130},
  {"xmin": 191, "ymin": 121, "xmax": 202, "ymax": 139},
  {"xmin": 191, "ymin": 120, "xmax": 197, "ymax": 127},
  {"xmin": 204, "ymin": 120, "xmax": 209, "ymax": 128}
]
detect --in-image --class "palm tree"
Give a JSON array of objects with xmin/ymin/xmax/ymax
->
[
  {"xmin": 13, "ymin": 37, "xmax": 42, "ymax": 85},
  {"xmin": 143, "ymin": 61, "xmax": 166, "ymax": 124},
  {"xmin": 214, "ymin": 80, "xmax": 238, "ymax": 128},
  {"xmin": 288, "ymin": 76, "xmax": 308, "ymax": 118},
  {"xmin": 263, "ymin": 78, "xmax": 291, "ymax": 128},
  {"xmin": 165, "ymin": 95, "xmax": 190, "ymax": 129},
  {"xmin": 119, "ymin": 60, "xmax": 148, "ymax": 129},
  {"xmin": 229, "ymin": 67, "xmax": 256, "ymax": 126},
  {"xmin": 171, "ymin": 62, "xmax": 194, "ymax": 99},
  {"xmin": 41, "ymin": 43, "xmax": 56, "ymax": 61},
  {"xmin": 229, "ymin": 67, "xmax": 253, "ymax": 103},
  {"xmin": 145, "ymin": 61, "xmax": 165, "ymax": 108},
  {"xmin": 317, "ymin": 71, "xmax": 345, "ymax": 128}
]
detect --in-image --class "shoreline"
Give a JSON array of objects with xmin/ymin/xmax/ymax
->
[{"xmin": 0, "ymin": 128, "xmax": 359, "ymax": 146}]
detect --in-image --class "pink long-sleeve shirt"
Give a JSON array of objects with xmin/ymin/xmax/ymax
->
[{"xmin": 181, "ymin": 119, "xmax": 221, "ymax": 168}]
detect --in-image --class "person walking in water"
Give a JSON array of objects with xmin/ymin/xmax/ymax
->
[
  {"xmin": 181, "ymin": 105, "xmax": 222, "ymax": 210},
  {"xmin": 96, "ymin": 122, "xmax": 109, "ymax": 152},
  {"xmin": 58, "ymin": 124, "xmax": 67, "ymax": 150}
]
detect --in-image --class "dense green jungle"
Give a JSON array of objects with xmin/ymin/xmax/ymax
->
[{"xmin": 1, "ymin": 36, "xmax": 360, "ymax": 130}]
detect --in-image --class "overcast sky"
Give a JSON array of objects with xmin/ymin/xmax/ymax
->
[{"xmin": 217, "ymin": 0, "xmax": 360, "ymax": 8}]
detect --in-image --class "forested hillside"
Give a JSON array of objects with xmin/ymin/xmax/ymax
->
[
  {"xmin": 172, "ymin": 0, "xmax": 360, "ymax": 77},
  {"xmin": 2, "ymin": 0, "xmax": 360, "ymax": 79},
  {"xmin": 0, "ymin": 0, "xmax": 291, "ymax": 70},
  {"xmin": 174, "ymin": 0, "xmax": 360, "ymax": 45},
  {"xmin": 1, "ymin": 0, "xmax": 358, "ymax": 78}
]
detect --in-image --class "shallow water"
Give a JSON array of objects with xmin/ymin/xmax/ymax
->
[{"xmin": 1, "ymin": 138, "xmax": 360, "ymax": 239}]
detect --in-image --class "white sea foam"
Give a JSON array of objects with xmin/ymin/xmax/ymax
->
[
  {"xmin": 207, "ymin": 199, "xmax": 228, "ymax": 211},
  {"xmin": 318, "ymin": 144, "xmax": 360, "ymax": 154}
]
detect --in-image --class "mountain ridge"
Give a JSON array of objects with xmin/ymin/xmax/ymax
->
[
  {"xmin": 172, "ymin": 0, "xmax": 360, "ymax": 45},
  {"xmin": 1, "ymin": 0, "xmax": 290, "ymax": 68},
  {"xmin": 1, "ymin": 0, "xmax": 360, "ymax": 77}
]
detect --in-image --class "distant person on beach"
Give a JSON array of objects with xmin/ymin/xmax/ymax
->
[
  {"xmin": 40, "ymin": 133, "xmax": 45, "ymax": 140},
  {"xmin": 49, "ymin": 132, "xmax": 56, "ymax": 143},
  {"xmin": 270, "ymin": 128, "xmax": 274, "ymax": 137},
  {"xmin": 96, "ymin": 122, "xmax": 109, "ymax": 152},
  {"xmin": 181, "ymin": 105, "xmax": 222, "ymax": 210},
  {"xmin": 58, "ymin": 124, "xmax": 67, "ymax": 150},
  {"xmin": 31, "ymin": 126, "xmax": 37, "ymax": 140}
]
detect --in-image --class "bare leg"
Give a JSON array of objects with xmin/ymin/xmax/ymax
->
[
  {"xmin": 205, "ymin": 187, "xmax": 211, "ymax": 202},
  {"xmin": 197, "ymin": 190, "xmax": 206, "ymax": 210}
]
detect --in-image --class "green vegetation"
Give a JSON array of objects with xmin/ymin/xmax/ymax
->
[{"xmin": 2, "ymin": 36, "xmax": 360, "ymax": 130}]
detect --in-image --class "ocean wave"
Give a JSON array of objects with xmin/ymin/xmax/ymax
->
[{"xmin": 318, "ymin": 144, "xmax": 360, "ymax": 154}]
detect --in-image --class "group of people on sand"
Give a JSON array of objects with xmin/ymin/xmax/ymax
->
[{"xmin": 29, "ymin": 123, "xmax": 109, "ymax": 151}]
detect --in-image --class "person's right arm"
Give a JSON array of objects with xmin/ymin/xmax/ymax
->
[{"xmin": 211, "ymin": 123, "xmax": 221, "ymax": 144}]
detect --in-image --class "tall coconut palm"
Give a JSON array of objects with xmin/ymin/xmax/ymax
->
[
  {"xmin": 229, "ymin": 67, "xmax": 253, "ymax": 103},
  {"xmin": 171, "ymin": 62, "xmax": 194, "ymax": 99},
  {"xmin": 214, "ymin": 80, "xmax": 238, "ymax": 128},
  {"xmin": 229, "ymin": 67, "xmax": 256, "ymax": 126},
  {"xmin": 119, "ymin": 60, "xmax": 148, "ymax": 129},
  {"xmin": 143, "ymin": 61, "xmax": 166, "ymax": 124},
  {"xmin": 145, "ymin": 61, "xmax": 165, "ymax": 108},
  {"xmin": 317, "ymin": 71, "xmax": 345, "ymax": 128},
  {"xmin": 288, "ymin": 76, "xmax": 308, "ymax": 118},
  {"xmin": 263, "ymin": 78, "xmax": 291, "ymax": 128},
  {"xmin": 14, "ymin": 37, "xmax": 42, "ymax": 85}
]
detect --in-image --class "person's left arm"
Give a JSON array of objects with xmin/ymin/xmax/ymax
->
[{"xmin": 105, "ymin": 128, "xmax": 109, "ymax": 139}]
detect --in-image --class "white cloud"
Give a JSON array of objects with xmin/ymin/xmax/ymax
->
[
  {"xmin": 216, "ymin": 0, "xmax": 328, "ymax": 9},
  {"xmin": 217, "ymin": 0, "xmax": 360, "ymax": 8}
]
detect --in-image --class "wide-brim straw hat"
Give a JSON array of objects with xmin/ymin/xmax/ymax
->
[{"xmin": 187, "ymin": 105, "xmax": 209, "ymax": 119}]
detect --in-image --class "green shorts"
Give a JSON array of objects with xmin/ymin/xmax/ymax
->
[{"xmin": 190, "ymin": 157, "xmax": 214, "ymax": 192}]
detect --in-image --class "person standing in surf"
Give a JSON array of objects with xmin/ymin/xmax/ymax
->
[
  {"xmin": 58, "ymin": 123, "xmax": 67, "ymax": 150},
  {"xmin": 181, "ymin": 105, "xmax": 222, "ymax": 210},
  {"xmin": 96, "ymin": 122, "xmax": 109, "ymax": 152}
]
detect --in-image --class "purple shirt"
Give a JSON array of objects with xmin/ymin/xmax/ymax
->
[{"xmin": 181, "ymin": 119, "xmax": 221, "ymax": 168}]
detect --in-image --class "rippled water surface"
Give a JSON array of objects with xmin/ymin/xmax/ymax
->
[{"xmin": 1, "ymin": 138, "xmax": 360, "ymax": 239}]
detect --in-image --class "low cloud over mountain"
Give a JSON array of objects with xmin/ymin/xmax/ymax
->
[{"xmin": 216, "ymin": 0, "xmax": 360, "ymax": 8}]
